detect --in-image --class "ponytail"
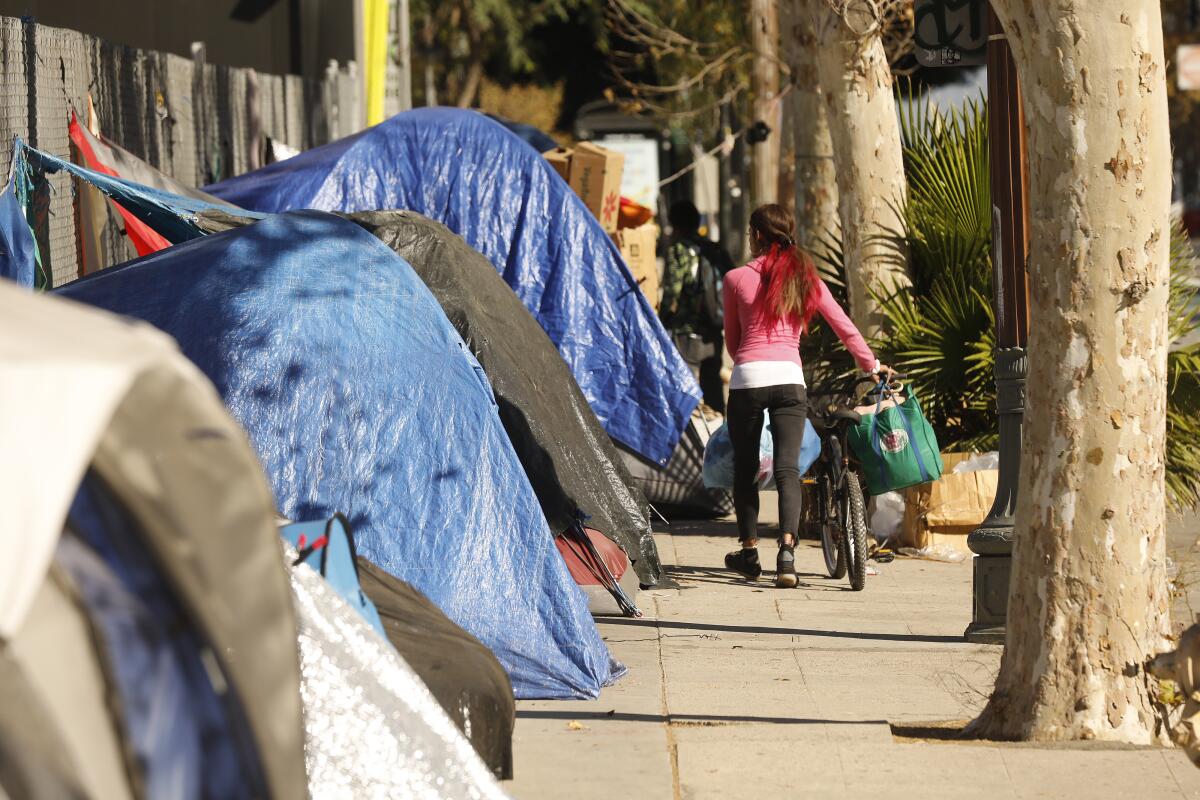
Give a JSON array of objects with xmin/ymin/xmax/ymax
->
[
  {"xmin": 749, "ymin": 203, "xmax": 821, "ymax": 332},
  {"xmin": 760, "ymin": 242, "xmax": 820, "ymax": 332}
]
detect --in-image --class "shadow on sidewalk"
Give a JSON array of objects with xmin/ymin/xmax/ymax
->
[
  {"xmin": 517, "ymin": 709, "xmax": 888, "ymax": 726},
  {"xmin": 667, "ymin": 563, "xmax": 839, "ymax": 589},
  {"xmin": 601, "ymin": 616, "xmax": 964, "ymax": 645}
]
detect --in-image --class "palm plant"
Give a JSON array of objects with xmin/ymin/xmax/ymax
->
[{"xmin": 805, "ymin": 88, "xmax": 1200, "ymax": 509}]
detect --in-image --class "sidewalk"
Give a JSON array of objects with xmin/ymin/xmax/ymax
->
[{"xmin": 506, "ymin": 515, "xmax": 1200, "ymax": 799}]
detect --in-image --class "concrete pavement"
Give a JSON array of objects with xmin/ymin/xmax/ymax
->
[{"xmin": 506, "ymin": 513, "xmax": 1200, "ymax": 799}]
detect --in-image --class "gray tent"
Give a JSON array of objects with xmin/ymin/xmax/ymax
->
[{"xmin": 0, "ymin": 284, "xmax": 306, "ymax": 799}]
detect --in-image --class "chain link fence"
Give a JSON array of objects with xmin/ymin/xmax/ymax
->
[{"xmin": 1, "ymin": 16, "xmax": 361, "ymax": 287}]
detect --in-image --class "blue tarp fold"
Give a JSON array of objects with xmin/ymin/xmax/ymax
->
[
  {"xmin": 57, "ymin": 211, "xmax": 619, "ymax": 699},
  {"xmin": 0, "ymin": 174, "xmax": 35, "ymax": 287},
  {"xmin": 206, "ymin": 109, "xmax": 699, "ymax": 464},
  {"xmin": 22, "ymin": 139, "xmax": 254, "ymax": 245}
]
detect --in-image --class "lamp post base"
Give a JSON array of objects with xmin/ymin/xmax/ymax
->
[
  {"xmin": 964, "ymin": 346, "xmax": 1026, "ymax": 645},
  {"xmin": 965, "ymin": 543, "xmax": 1011, "ymax": 645}
]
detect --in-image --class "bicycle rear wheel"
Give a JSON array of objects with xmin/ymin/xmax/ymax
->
[
  {"xmin": 843, "ymin": 472, "xmax": 869, "ymax": 591},
  {"xmin": 816, "ymin": 473, "xmax": 846, "ymax": 579}
]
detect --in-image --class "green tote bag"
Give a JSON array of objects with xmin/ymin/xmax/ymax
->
[{"xmin": 847, "ymin": 383, "xmax": 944, "ymax": 496}]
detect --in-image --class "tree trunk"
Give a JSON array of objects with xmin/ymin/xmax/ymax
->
[
  {"xmin": 421, "ymin": 13, "xmax": 438, "ymax": 106},
  {"xmin": 971, "ymin": 1, "xmax": 1173, "ymax": 744},
  {"xmin": 454, "ymin": 4, "xmax": 482, "ymax": 109},
  {"xmin": 456, "ymin": 59, "xmax": 483, "ymax": 108},
  {"xmin": 787, "ymin": 0, "xmax": 839, "ymax": 264},
  {"xmin": 810, "ymin": 0, "xmax": 909, "ymax": 332},
  {"xmin": 750, "ymin": 0, "xmax": 781, "ymax": 208}
]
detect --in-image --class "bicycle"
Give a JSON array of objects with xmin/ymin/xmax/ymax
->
[{"xmin": 801, "ymin": 374, "xmax": 903, "ymax": 591}]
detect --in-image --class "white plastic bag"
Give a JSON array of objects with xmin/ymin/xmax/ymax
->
[
  {"xmin": 952, "ymin": 452, "xmax": 999, "ymax": 474},
  {"xmin": 869, "ymin": 491, "xmax": 904, "ymax": 543}
]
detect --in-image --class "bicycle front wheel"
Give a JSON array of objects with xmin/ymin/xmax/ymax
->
[
  {"xmin": 816, "ymin": 473, "xmax": 846, "ymax": 579},
  {"xmin": 843, "ymin": 472, "xmax": 869, "ymax": 591}
]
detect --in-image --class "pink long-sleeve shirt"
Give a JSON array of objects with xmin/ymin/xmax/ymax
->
[{"xmin": 723, "ymin": 256, "xmax": 877, "ymax": 377}]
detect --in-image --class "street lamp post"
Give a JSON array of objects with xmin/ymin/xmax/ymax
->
[{"xmin": 964, "ymin": 6, "xmax": 1030, "ymax": 644}]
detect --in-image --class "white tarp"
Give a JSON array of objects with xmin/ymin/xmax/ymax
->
[{"xmin": 0, "ymin": 282, "xmax": 205, "ymax": 638}]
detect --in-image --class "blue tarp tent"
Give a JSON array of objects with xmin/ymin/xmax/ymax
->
[
  {"xmin": 57, "ymin": 210, "xmax": 620, "ymax": 699},
  {"xmin": 205, "ymin": 108, "xmax": 699, "ymax": 465},
  {"xmin": 485, "ymin": 114, "xmax": 559, "ymax": 153}
]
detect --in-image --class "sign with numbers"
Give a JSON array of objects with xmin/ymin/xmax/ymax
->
[{"xmin": 914, "ymin": 0, "xmax": 988, "ymax": 68}]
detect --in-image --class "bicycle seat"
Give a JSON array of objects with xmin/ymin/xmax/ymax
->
[
  {"xmin": 810, "ymin": 402, "xmax": 861, "ymax": 428},
  {"xmin": 832, "ymin": 406, "xmax": 862, "ymax": 425}
]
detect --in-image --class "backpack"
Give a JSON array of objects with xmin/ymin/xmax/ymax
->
[{"xmin": 675, "ymin": 239, "xmax": 725, "ymax": 332}]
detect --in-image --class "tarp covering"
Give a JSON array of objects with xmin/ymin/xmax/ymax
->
[
  {"xmin": 358, "ymin": 557, "xmax": 515, "ymax": 780},
  {"xmin": 346, "ymin": 210, "xmax": 662, "ymax": 585},
  {"xmin": 0, "ymin": 284, "xmax": 307, "ymax": 800},
  {"xmin": 0, "ymin": 281, "xmax": 200, "ymax": 639},
  {"xmin": 196, "ymin": 207, "xmax": 661, "ymax": 584},
  {"xmin": 622, "ymin": 412, "xmax": 734, "ymax": 520},
  {"xmin": 204, "ymin": 108, "xmax": 700, "ymax": 465},
  {"xmin": 287, "ymin": 546, "xmax": 509, "ymax": 799},
  {"xmin": 485, "ymin": 114, "xmax": 559, "ymax": 153},
  {"xmin": 67, "ymin": 114, "xmax": 235, "ymax": 261},
  {"xmin": 64, "ymin": 477, "xmax": 264, "ymax": 800},
  {"xmin": 56, "ymin": 210, "xmax": 618, "ymax": 699},
  {"xmin": 0, "ymin": 171, "xmax": 36, "ymax": 287},
  {"xmin": 68, "ymin": 114, "xmax": 228, "ymax": 205},
  {"xmin": 11, "ymin": 139, "xmax": 256, "ymax": 260}
]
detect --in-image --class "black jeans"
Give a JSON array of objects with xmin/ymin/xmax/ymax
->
[{"xmin": 726, "ymin": 383, "xmax": 808, "ymax": 543}]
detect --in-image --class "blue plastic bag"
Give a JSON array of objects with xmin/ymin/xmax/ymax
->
[{"xmin": 703, "ymin": 419, "xmax": 821, "ymax": 490}]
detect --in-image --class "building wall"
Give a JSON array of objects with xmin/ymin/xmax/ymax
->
[{"xmin": 0, "ymin": 0, "xmax": 356, "ymax": 78}]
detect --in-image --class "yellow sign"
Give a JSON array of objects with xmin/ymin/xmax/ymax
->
[{"xmin": 364, "ymin": 0, "xmax": 389, "ymax": 125}]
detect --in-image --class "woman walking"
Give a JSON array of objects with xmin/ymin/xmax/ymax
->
[{"xmin": 722, "ymin": 204, "xmax": 890, "ymax": 588}]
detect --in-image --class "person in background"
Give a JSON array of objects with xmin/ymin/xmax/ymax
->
[
  {"xmin": 723, "ymin": 203, "xmax": 892, "ymax": 588},
  {"xmin": 660, "ymin": 201, "xmax": 735, "ymax": 413}
]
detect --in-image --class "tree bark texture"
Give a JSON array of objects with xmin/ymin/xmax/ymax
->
[
  {"xmin": 750, "ymin": 0, "xmax": 781, "ymax": 208},
  {"xmin": 973, "ymin": 1, "xmax": 1173, "ymax": 744},
  {"xmin": 786, "ymin": 0, "xmax": 840, "ymax": 264},
  {"xmin": 810, "ymin": 0, "xmax": 910, "ymax": 332}
]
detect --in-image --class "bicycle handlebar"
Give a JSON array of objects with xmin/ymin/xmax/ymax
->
[{"xmin": 807, "ymin": 372, "xmax": 908, "ymax": 401}]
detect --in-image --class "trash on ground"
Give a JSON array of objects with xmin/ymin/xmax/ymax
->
[{"xmin": 898, "ymin": 545, "xmax": 968, "ymax": 563}]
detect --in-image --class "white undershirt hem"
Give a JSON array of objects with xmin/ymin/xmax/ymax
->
[{"xmin": 729, "ymin": 361, "xmax": 806, "ymax": 390}]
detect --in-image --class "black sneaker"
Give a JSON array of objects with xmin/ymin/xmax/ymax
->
[
  {"xmin": 776, "ymin": 544, "xmax": 798, "ymax": 588},
  {"xmin": 725, "ymin": 547, "xmax": 762, "ymax": 581}
]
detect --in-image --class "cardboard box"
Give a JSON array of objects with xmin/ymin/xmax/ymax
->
[
  {"xmin": 900, "ymin": 452, "xmax": 997, "ymax": 556},
  {"xmin": 612, "ymin": 223, "xmax": 659, "ymax": 309},
  {"xmin": 543, "ymin": 147, "xmax": 571, "ymax": 182},
  {"xmin": 568, "ymin": 141, "xmax": 625, "ymax": 233}
]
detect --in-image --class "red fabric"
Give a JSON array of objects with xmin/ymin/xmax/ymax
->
[
  {"xmin": 555, "ymin": 527, "xmax": 628, "ymax": 586},
  {"xmin": 68, "ymin": 114, "xmax": 172, "ymax": 257}
]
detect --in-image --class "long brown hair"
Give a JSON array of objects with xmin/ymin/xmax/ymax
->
[{"xmin": 748, "ymin": 203, "xmax": 820, "ymax": 331}]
